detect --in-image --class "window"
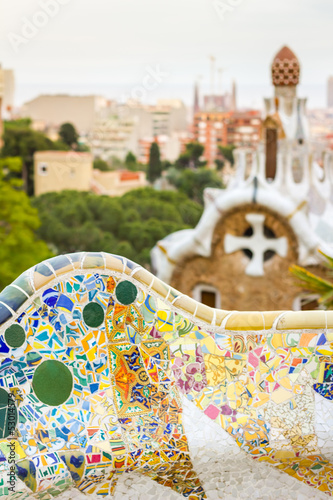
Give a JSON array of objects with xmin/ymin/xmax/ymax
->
[
  {"xmin": 192, "ymin": 284, "xmax": 221, "ymax": 309},
  {"xmin": 38, "ymin": 163, "xmax": 48, "ymax": 176},
  {"xmin": 293, "ymin": 294, "xmax": 320, "ymax": 311}
]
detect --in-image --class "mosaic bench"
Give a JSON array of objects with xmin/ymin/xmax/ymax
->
[{"xmin": 0, "ymin": 252, "xmax": 332, "ymax": 499}]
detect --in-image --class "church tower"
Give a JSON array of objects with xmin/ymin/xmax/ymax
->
[{"xmin": 193, "ymin": 80, "xmax": 200, "ymax": 115}]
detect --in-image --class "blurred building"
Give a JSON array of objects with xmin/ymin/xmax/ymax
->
[
  {"xmin": 203, "ymin": 95, "xmax": 231, "ymax": 111},
  {"xmin": 328, "ymin": 76, "xmax": 333, "ymax": 108},
  {"xmin": 2, "ymin": 69, "xmax": 15, "ymax": 119},
  {"xmin": 22, "ymin": 95, "xmax": 110, "ymax": 134},
  {"xmin": 0, "ymin": 66, "xmax": 15, "ymax": 147},
  {"xmin": 138, "ymin": 133, "xmax": 188, "ymax": 164},
  {"xmin": 203, "ymin": 81, "xmax": 237, "ymax": 112},
  {"xmin": 193, "ymin": 110, "xmax": 262, "ymax": 165},
  {"xmin": 123, "ymin": 99, "xmax": 187, "ymax": 138},
  {"xmin": 306, "ymin": 108, "xmax": 333, "ymax": 156},
  {"xmin": 88, "ymin": 116, "xmax": 139, "ymax": 162},
  {"xmin": 34, "ymin": 151, "xmax": 93, "ymax": 196},
  {"xmin": 91, "ymin": 169, "xmax": 147, "ymax": 196},
  {"xmin": 89, "ymin": 99, "xmax": 188, "ymax": 162},
  {"xmin": 34, "ymin": 150, "xmax": 147, "ymax": 197},
  {"xmin": 23, "ymin": 94, "xmax": 188, "ymax": 163}
]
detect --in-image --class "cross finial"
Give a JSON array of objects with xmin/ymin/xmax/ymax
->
[{"xmin": 224, "ymin": 213, "xmax": 288, "ymax": 276}]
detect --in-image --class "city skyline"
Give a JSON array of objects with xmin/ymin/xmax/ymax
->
[{"xmin": 1, "ymin": 0, "xmax": 333, "ymax": 108}]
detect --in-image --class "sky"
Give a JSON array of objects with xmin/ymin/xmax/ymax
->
[{"xmin": 0, "ymin": 0, "xmax": 333, "ymax": 108}]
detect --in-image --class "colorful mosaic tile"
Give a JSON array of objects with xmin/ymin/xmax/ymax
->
[{"xmin": 0, "ymin": 252, "xmax": 331, "ymax": 498}]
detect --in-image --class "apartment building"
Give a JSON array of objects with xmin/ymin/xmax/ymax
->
[{"xmin": 193, "ymin": 110, "xmax": 262, "ymax": 164}]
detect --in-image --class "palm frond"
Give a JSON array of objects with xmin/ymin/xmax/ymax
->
[
  {"xmin": 290, "ymin": 264, "xmax": 333, "ymax": 294},
  {"xmin": 318, "ymin": 288, "xmax": 333, "ymax": 304},
  {"xmin": 318, "ymin": 249, "xmax": 333, "ymax": 270}
]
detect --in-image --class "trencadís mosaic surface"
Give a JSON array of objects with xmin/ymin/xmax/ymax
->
[{"xmin": 0, "ymin": 252, "xmax": 332, "ymax": 499}]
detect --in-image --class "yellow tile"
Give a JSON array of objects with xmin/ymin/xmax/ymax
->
[
  {"xmin": 326, "ymin": 331, "xmax": 333, "ymax": 341},
  {"xmin": 215, "ymin": 309, "xmax": 230, "ymax": 327},
  {"xmin": 326, "ymin": 311, "xmax": 333, "ymax": 328},
  {"xmin": 195, "ymin": 303, "xmax": 214, "ymax": 324},
  {"xmin": 82, "ymin": 253, "xmax": 105, "ymax": 269},
  {"xmin": 276, "ymin": 311, "xmax": 327, "ymax": 330},
  {"xmin": 131, "ymin": 267, "xmax": 154, "ymax": 288},
  {"xmin": 200, "ymin": 336, "xmax": 220, "ymax": 355},
  {"xmin": 262, "ymin": 311, "xmax": 285, "ymax": 329},
  {"xmin": 225, "ymin": 312, "xmax": 265, "ymax": 331},
  {"xmin": 33, "ymin": 271, "xmax": 56, "ymax": 291},
  {"xmin": 103, "ymin": 253, "xmax": 126, "ymax": 273},
  {"xmin": 271, "ymin": 387, "xmax": 292, "ymax": 404},
  {"xmin": 270, "ymin": 334, "xmax": 283, "ymax": 349},
  {"xmin": 279, "ymin": 377, "xmax": 292, "ymax": 391},
  {"xmin": 253, "ymin": 393, "xmax": 270, "ymax": 407},
  {"xmin": 174, "ymin": 295, "xmax": 198, "ymax": 316},
  {"xmin": 150, "ymin": 277, "xmax": 169, "ymax": 299},
  {"xmin": 274, "ymin": 450, "xmax": 296, "ymax": 460}
]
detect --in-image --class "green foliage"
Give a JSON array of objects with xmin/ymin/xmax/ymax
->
[
  {"xmin": 161, "ymin": 160, "xmax": 172, "ymax": 171},
  {"xmin": 218, "ymin": 145, "xmax": 236, "ymax": 166},
  {"xmin": 33, "ymin": 188, "xmax": 203, "ymax": 267},
  {"xmin": 290, "ymin": 251, "xmax": 333, "ymax": 309},
  {"xmin": 76, "ymin": 143, "xmax": 90, "ymax": 152},
  {"xmin": 0, "ymin": 158, "xmax": 51, "ymax": 290},
  {"xmin": 110, "ymin": 156, "xmax": 125, "ymax": 169},
  {"xmin": 93, "ymin": 158, "xmax": 111, "ymax": 171},
  {"xmin": 58, "ymin": 123, "xmax": 79, "ymax": 148},
  {"xmin": 4, "ymin": 118, "xmax": 32, "ymax": 129},
  {"xmin": 175, "ymin": 142, "xmax": 206, "ymax": 169},
  {"xmin": 147, "ymin": 142, "xmax": 162, "ymax": 183},
  {"xmin": 125, "ymin": 151, "xmax": 138, "ymax": 171},
  {"xmin": 167, "ymin": 167, "xmax": 223, "ymax": 204},
  {"xmin": 2, "ymin": 120, "xmax": 68, "ymax": 195},
  {"xmin": 215, "ymin": 158, "xmax": 225, "ymax": 171},
  {"xmin": 0, "ymin": 156, "xmax": 23, "ymax": 182}
]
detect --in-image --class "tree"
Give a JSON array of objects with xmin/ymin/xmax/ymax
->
[
  {"xmin": 167, "ymin": 167, "xmax": 223, "ymax": 204},
  {"xmin": 4, "ymin": 118, "xmax": 32, "ymax": 129},
  {"xmin": 147, "ymin": 142, "xmax": 162, "ymax": 183},
  {"xmin": 175, "ymin": 142, "xmax": 206, "ymax": 170},
  {"xmin": 215, "ymin": 158, "xmax": 225, "ymax": 171},
  {"xmin": 33, "ymin": 188, "xmax": 203, "ymax": 267},
  {"xmin": 76, "ymin": 143, "xmax": 90, "ymax": 152},
  {"xmin": 110, "ymin": 156, "xmax": 125, "ymax": 169},
  {"xmin": 2, "ymin": 121, "xmax": 68, "ymax": 195},
  {"xmin": 161, "ymin": 159, "xmax": 172, "ymax": 171},
  {"xmin": 290, "ymin": 251, "xmax": 333, "ymax": 309},
  {"xmin": 58, "ymin": 122, "xmax": 79, "ymax": 148},
  {"xmin": 93, "ymin": 158, "xmax": 110, "ymax": 171},
  {"xmin": 0, "ymin": 157, "xmax": 51, "ymax": 290},
  {"xmin": 125, "ymin": 151, "xmax": 137, "ymax": 171},
  {"xmin": 218, "ymin": 145, "xmax": 236, "ymax": 166}
]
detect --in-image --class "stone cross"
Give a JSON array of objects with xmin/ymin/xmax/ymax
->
[{"xmin": 224, "ymin": 213, "xmax": 288, "ymax": 276}]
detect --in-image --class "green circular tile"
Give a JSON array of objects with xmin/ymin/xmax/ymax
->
[
  {"xmin": 116, "ymin": 280, "xmax": 138, "ymax": 305},
  {"xmin": 0, "ymin": 388, "xmax": 17, "ymax": 438},
  {"xmin": 33, "ymin": 360, "xmax": 73, "ymax": 406},
  {"xmin": 83, "ymin": 303, "xmax": 105, "ymax": 328},
  {"xmin": 5, "ymin": 324, "xmax": 26, "ymax": 348}
]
